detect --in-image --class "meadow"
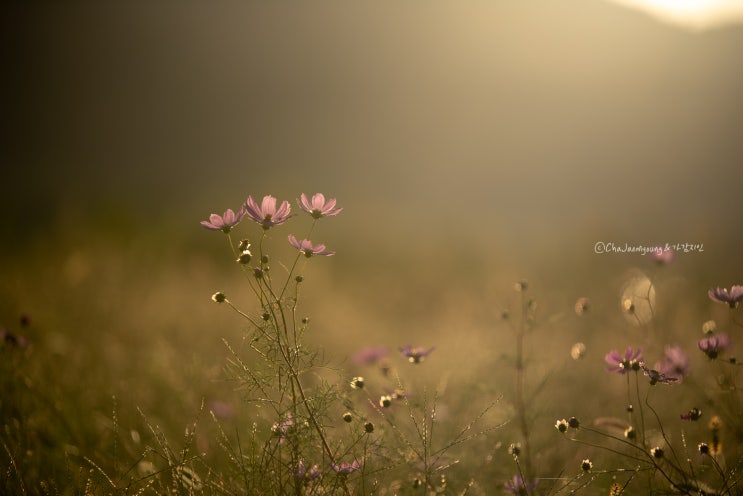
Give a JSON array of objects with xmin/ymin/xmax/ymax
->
[{"xmin": 2, "ymin": 191, "xmax": 741, "ymax": 495}]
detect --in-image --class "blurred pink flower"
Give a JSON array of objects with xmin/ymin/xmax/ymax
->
[
  {"xmin": 200, "ymin": 207, "xmax": 245, "ymax": 233},
  {"xmin": 650, "ymin": 248, "xmax": 675, "ymax": 265},
  {"xmin": 298, "ymin": 193, "xmax": 342, "ymax": 219},
  {"xmin": 708, "ymin": 285, "xmax": 743, "ymax": 308},
  {"xmin": 399, "ymin": 345, "xmax": 435, "ymax": 364},
  {"xmin": 330, "ymin": 459, "xmax": 361, "ymax": 475},
  {"xmin": 698, "ymin": 333, "xmax": 731, "ymax": 360},
  {"xmin": 604, "ymin": 347, "xmax": 643, "ymax": 374},
  {"xmin": 655, "ymin": 345, "xmax": 690, "ymax": 380},
  {"xmin": 244, "ymin": 195, "xmax": 292, "ymax": 229},
  {"xmin": 288, "ymin": 235, "xmax": 335, "ymax": 257},
  {"xmin": 504, "ymin": 475, "xmax": 538, "ymax": 495},
  {"xmin": 353, "ymin": 346, "xmax": 389, "ymax": 366}
]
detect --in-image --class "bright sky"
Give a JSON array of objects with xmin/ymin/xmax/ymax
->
[{"xmin": 606, "ymin": 0, "xmax": 743, "ymax": 30}]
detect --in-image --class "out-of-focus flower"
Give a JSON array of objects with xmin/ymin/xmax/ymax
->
[
  {"xmin": 698, "ymin": 334, "xmax": 731, "ymax": 360},
  {"xmin": 504, "ymin": 475, "xmax": 538, "ymax": 495},
  {"xmin": 271, "ymin": 413, "xmax": 295, "ymax": 443},
  {"xmin": 555, "ymin": 419, "xmax": 568, "ymax": 433},
  {"xmin": 605, "ymin": 347, "xmax": 643, "ymax": 374},
  {"xmin": 208, "ymin": 400, "xmax": 235, "ymax": 420},
  {"xmin": 1, "ymin": 328, "xmax": 29, "ymax": 348},
  {"xmin": 702, "ymin": 320, "xmax": 717, "ymax": 334},
  {"xmin": 295, "ymin": 461, "xmax": 321, "ymax": 481},
  {"xmin": 330, "ymin": 459, "xmax": 361, "ymax": 475},
  {"xmin": 650, "ymin": 248, "xmax": 675, "ymax": 265},
  {"xmin": 244, "ymin": 195, "xmax": 292, "ymax": 229},
  {"xmin": 708, "ymin": 285, "xmax": 743, "ymax": 308},
  {"xmin": 352, "ymin": 346, "xmax": 389, "ymax": 366},
  {"xmin": 288, "ymin": 235, "xmax": 335, "ymax": 257},
  {"xmin": 680, "ymin": 407, "xmax": 702, "ymax": 421},
  {"xmin": 571, "ymin": 342, "xmax": 586, "ymax": 360},
  {"xmin": 574, "ymin": 297, "xmax": 590, "ymax": 316},
  {"xmin": 200, "ymin": 208, "xmax": 246, "ymax": 233},
  {"xmin": 655, "ymin": 345, "xmax": 690, "ymax": 381},
  {"xmin": 298, "ymin": 193, "xmax": 342, "ymax": 219},
  {"xmin": 640, "ymin": 362, "xmax": 678, "ymax": 385},
  {"xmin": 399, "ymin": 345, "xmax": 435, "ymax": 364}
]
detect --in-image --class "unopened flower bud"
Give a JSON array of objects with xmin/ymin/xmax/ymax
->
[
  {"xmin": 295, "ymin": 275, "xmax": 304, "ymax": 283},
  {"xmin": 236, "ymin": 250, "xmax": 252, "ymax": 264},
  {"xmin": 253, "ymin": 267, "xmax": 264, "ymax": 279},
  {"xmin": 342, "ymin": 412, "xmax": 352, "ymax": 423},
  {"xmin": 262, "ymin": 312, "xmax": 271, "ymax": 321},
  {"xmin": 212, "ymin": 292, "xmax": 226, "ymax": 303},
  {"xmin": 364, "ymin": 421, "xmax": 374, "ymax": 433},
  {"xmin": 238, "ymin": 239, "xmax": 250, "ymax": 251},
  {"xmin": 568, "ymin": 417, "xmax": 580, "ymax": 429}
]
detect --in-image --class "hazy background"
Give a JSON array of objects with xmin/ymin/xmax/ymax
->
[{"xmin": 2, "ymin": 1, "xmax": 743, "ymax": 485}]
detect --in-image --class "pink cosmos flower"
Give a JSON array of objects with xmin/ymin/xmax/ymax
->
[
  {"xmin": 298, "ymin": 193, "xmax": 342, "ymax": 219},
  {"xmin": 651, "ymin": 248, "xmax": 675, "ymax": 265},
  {"xmin": 708, "ymin": 285, "xmax": 743, "ymax": 308},
  {"xmin": 604, "ymin": 347, "xmax": 643, "ymax": 374},
  {"xmin": 698, "ymin": 333, "xmax": 731, "ymax": 360},
  {"xmin": 244, "ymin": 195, "xmax": 292, "ymax": 229},
  {"xmin": 330, "ymin": 459, "xmax": 361, "ymax": 475},
  {"xmin": 200, "ymin": 207, "xmax": 245, "ymax": 233},
  {"xmin": 353, "ymin": 346, "xmax": 389, "ymax": 366},
  {"xmin": 288, "ymin": 235, "xmax": 335, "ymax": 257}
]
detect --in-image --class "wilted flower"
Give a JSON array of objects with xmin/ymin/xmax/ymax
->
[
  {"xmin": 581, "ymin": 459, "xmax": 593, "ymax": 472},
  {"xmin": 708, "ymin": 285, "xmax": 743, "ymax": 308},
  {"xmin": 509, "ymin": 443, "xmax": 521, "ymax": 457},
  {"xmin": 244, "ymin": 195, "xmax": 292, "ymax": 229},
  {"xmin": 330, "ymin": 459, "xmax": 361, "ymax": 475},
  {"xmin": 698, "ymin": 334, "xmax": 731, "ymax": 360},
  {"xmin": 504, "ymin": 475, "xmax": 538, "ymax": 495},
  {"xmin": 399, "ymin": 345, "xmax": 435, "ymax": 364},
  {"xmin": 605, "ymin": 347, "xmax": 643, "ymax": 374},
  {"xmin": 655, "ymin": 345, "xmax": 690, "ymax": 381},
  {"xmin": 298, "ymin": 193, "xmax": 343, "ymax": 219},
  {"xmin": 288, "ymin": 235, "xmax": 335, "ymax": 257},
  {"xmin": 342, "ymin": 412, "xmax": 353, "ymax": 423},
  {"xmin": 680, "ymin": 407, "xmax": 702, "ymax": 421},
  {"xmin": 651, "ymin": 447, "xmax": 664, "ymax": 459},
  {"xmin": 364, "ymin": 421, "xmax": 374, "ymax": 433},
  {"xmin": 211, "ymin": 292, "xmax": 226, "ymax": 303},
  {"xmin": 200, "ymin": 207, "xmax": 246, "ymax": 233},
  {"xmin": 379, "ymin": 395, "xmax": 392, "ymax": 408},
  {"xmin": 698, "ymin": 442, "xmax": 710, "ymax": 455},
  {"xmin": 350, "ymin": 377, "xmax": 365, "ymax": 389},
  {"xmin": 640, "ymin": 362, "xmax": 678, "ymax": 385}
]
